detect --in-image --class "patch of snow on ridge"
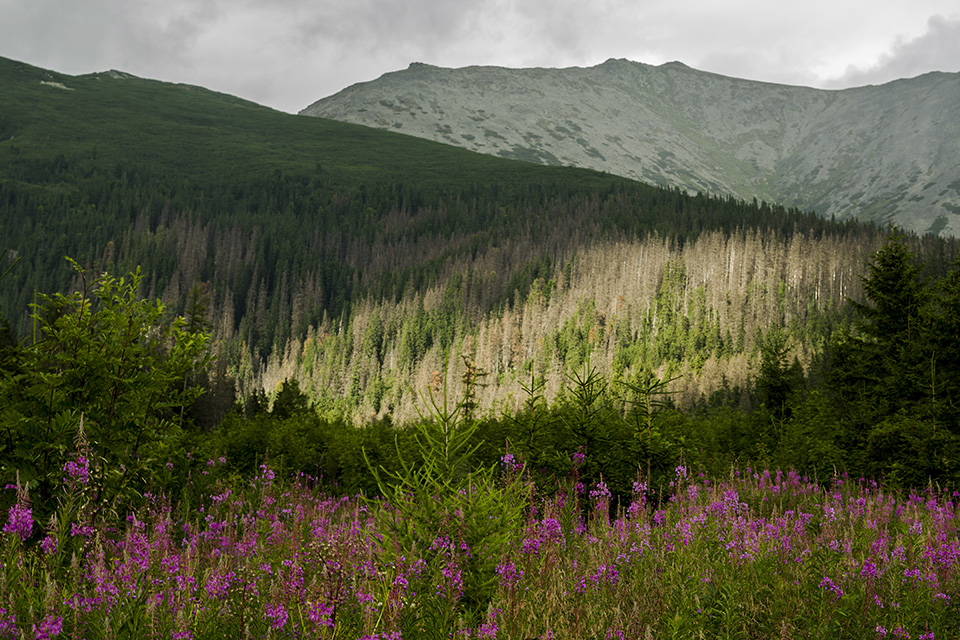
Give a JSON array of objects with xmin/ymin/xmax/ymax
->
[{"xmin": 40, "ymin": 80, "xmax": 73, "ymax": 91}]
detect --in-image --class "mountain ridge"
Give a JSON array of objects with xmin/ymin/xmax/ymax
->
[{"xmin": 301, "ymin": 59, "xmax": 960, "ymax": 237}]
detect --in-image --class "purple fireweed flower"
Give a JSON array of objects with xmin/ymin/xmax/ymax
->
[
  {"xmin": 501, "ymin": 452, "xmax": 524, "ymax": 473},
  {"xmin": 590, "ymin": 480, "xmax": 611, "ymax": 504},
  {"xmin": 497, "ymin": 562, "xmax": 523, "ymax": 586},
  {"xmin": 32, "ymin": 615, "xmax": 63, "ymax": 640},
  {"xmin": 573, "ymin": 451, "xmax": 585, "ymax": 466},
  {"xmin": 574, "ymin": 576, "xmax": 588, "ymax": 594},
  {"xmin": 591, "ymin": 564, "xmax": 619, "ymax": 587},
  {"xmin": 0, "ymin": 607, "xmax": 16, "ymax": 637},
  {"xmin": 40, "ymin": 534, "xmax": 57, "ymax": 555},
  {"xmin": 819, "ymin": 576, "xmax": 843, "ymax": 601},
  {"xmin": 627, "ymin": 486, "xmax": 647, "ymax": 519},
  {"xmin": 903, "ymin": 567, "xmax": 923, "ymax": 584},
  {"xmin": 540, "ymin": 517, "xmax": 563, "ymax": 542},
  {"xmin": 522, "ymin": 536, "xmax": 541, "ymax": 555},
  {"xmin": 204, "ymin": 570, "xmax": 236, "ymax": 599},
  {"xmin": 2, "ymin": 503, "xmax": 32, "ymax": 541},
  {"xmin": 440, "ymin": 563, "xmax": 464, "ymax": 596},
  {"xmin": 675, "ymin": 519, "xmax": 695, "ymax": 546},
  {"xmin": 430, "ymin": 534, "xmax": 455, "ymax": 556},
  {"xmin": 722, "ymin": 489, "xmax": 742, "ymax": 514},
  {"xmin": 63, "ymin": 455, "xmax": 90, "ymax": 484},
  {"xmin": 306, "ymin": 602, "xmax": 335, "ymax": 628},
  {"xmin": 477, "ymin": 620, "xmax": 498, "ymax": 638},
  {"xmin": 265, "ymin": 603, "xmax": 288, "ymax": 630}
]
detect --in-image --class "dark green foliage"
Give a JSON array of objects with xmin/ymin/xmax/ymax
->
[
  {"xmin": 816, "ymin": 232, "xmax": 960, "ymax": 485},
  {"xmin": 0, "ymin": 260, "xmax": 210, "ymax": 523},
  {"xmin": 0, "ymin": 249, "xmax": 18, "ymax": 368},
  {"xmin": 364, "ymin": 385, "xmax": 531, "ymax": 623},
  {"xmin": 271, "ymin": 378, "xmax": 310, "ymax": 419},
  {"xmin": 865, "ymin": 413, "xmax": 958, "ymax": 488},
  {"xmin": 755, "ymin": 329, "xmax": 804, "ymax": 421},
  {"xmin": 847, "ymin": 232, "xmax": 929, "ymax": 416},
  {"xmin": 560, "ymin": 364, "xmax": 611, "ymax": 452},
  {"xmin": 852, "ymin": 232, "xmax": 925, "ymax": 347},
  {"xmin": 619, "ymin": 368, "xmax": 682, "ymax": 436},
  {"xmin": 927, "ymin": 256, "xmax": 960, "ymax": 430},
  {"xmin": 210, "ymin": 403, "xmax": 396, "ymax": 496}
]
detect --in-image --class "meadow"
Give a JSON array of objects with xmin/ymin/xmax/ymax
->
[{"xmin": 3, "ymin": 450, "xmax": 957, "ymax": 639}]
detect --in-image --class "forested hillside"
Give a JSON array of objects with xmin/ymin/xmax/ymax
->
[{"xmin": 1, "ymin": 55, "xmax": 957, "ymax": 428}]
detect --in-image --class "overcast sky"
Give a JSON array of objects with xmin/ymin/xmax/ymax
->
[{"xmin": 2, "ymin": 0, "xmax": 959, "ymax": 114}]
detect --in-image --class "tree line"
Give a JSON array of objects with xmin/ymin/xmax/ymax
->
[{"xmin": 2, "ymin": 231, "xmax": 958, "ymax": 533}]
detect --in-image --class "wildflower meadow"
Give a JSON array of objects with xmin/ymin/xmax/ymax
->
[{"xmin": 2, "ymin": 452, "xmax": 959, "ymax": 639}]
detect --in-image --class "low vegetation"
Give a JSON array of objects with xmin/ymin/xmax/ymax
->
[{"xmin": 3, "ymin": 442, "xmax": 959, "ymax": 638}]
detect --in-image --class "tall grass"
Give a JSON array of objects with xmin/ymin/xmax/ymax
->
[{"xmin": 2, "ymin": 458, "xmax": 958, "ymax": 638}]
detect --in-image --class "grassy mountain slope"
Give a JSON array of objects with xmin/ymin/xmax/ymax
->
[
  {"xmin": 3, "ymin": 56, "xmax": 953, "ymax": 422},
  {"xmin": 301, "ymin": 59, "xmax": 960, "ymax": 237},
  {"xmin": 0, "ymin": 56, "xmax": 629, "ymax": 197}
]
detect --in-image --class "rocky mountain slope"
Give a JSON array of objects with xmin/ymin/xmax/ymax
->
[{"xmin": 301, "ymin": 59, "xmax": 960, "ymax": 237}]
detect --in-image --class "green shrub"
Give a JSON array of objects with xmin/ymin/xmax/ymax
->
[{"xmin": 0, "ymin": 260, "xmax": 210, "ymax": 525}]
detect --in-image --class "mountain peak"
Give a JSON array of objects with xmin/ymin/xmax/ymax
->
[{"xmin": 301, "ymin": 61, "xmax": 960, "ymax": 237}]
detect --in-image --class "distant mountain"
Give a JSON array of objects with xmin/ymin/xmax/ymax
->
[{"xmin": 302, "ymin": 59, "xmax": 960, "ymax": 237}]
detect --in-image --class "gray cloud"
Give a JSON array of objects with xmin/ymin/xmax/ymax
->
[
  {"xmin": 6, "ymin": 1, "xmax": 202, "ymax": 68},
  {"xmin": 2, "ymin": 0, "xmax": 959, "ymax": 112},
  {"xmin": 825, "ymin": 14, "xmax": 960, "ymax": 87}
]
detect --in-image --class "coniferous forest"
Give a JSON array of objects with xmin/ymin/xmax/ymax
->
[{"xmin": 2, "ymin": 55, "xmax": 960, "ymax": 638}]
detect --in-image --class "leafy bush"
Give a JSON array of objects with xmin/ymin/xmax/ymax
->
[{"xmin": 0, "ymin": 260, "xmax": 210, "ymax": 526}]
